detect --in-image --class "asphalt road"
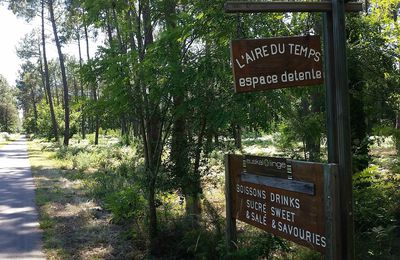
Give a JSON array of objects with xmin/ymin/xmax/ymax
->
[{"xmin": 0, "ymin": 137, "xmax": 45, "ymax": 259}]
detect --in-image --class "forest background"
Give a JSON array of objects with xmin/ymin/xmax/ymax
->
[{"xmin": 0, "ymin": 0, "xmax": 399, "ymax": 259}]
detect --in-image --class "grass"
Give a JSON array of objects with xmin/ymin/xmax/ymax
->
[
  {"xmin": 0, "ymin": 133, "xmax": 19, "ymax": 148},
  {"xmin": 25, "ymin": 134, "xmax": 400, "ymax": 259},
  {"xmin": 28, "ymin": 139, "xmax": 135, "ymax": 259}
]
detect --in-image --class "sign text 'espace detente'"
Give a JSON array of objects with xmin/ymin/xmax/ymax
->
[{"xmin": 231, "ymin": 35, "xmax": 323, "ymax": 93}]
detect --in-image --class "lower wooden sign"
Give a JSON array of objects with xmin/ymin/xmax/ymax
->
[{"xmin": 226, "ymin": 154, "xmax": 326, "ymax": 253}]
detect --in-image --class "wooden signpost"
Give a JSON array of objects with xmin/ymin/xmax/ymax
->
[
  {"xmin": 224, "ymin": 1, "xmax": 363, "ymax": 259},
  {"xmin": 231, "ymin": 36, "xmax": 323, "ymax": 93},
  {"xmin": 226, "ymin": 154, "xmax": 337, "ymax": 254}
]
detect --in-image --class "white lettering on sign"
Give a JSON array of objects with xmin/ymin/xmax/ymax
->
[
  {"xmin": 235, "ymin": 43, "xmax": 321, "ymax": 69},
  {"xmin": 246, "ymin": 199, "xmax": 267, "ymax": 213},
  {"xmin": 246, "ymin": 210, "xmax": 268, "ymax": 226},
  {"xmin": 272, "ymin": 219, "xmax": 327, "ymax": 248},
  {"xmin": 245, "ymin": 157, "xmax": 287, "ymax": 170},
  {"xmin": 236, "ymin": 184, "xmax": 267, "ymax": 199},
  {"xmin": 281, "ymin": 69, "xmax": 322, "ymax": 83},
  {"xmin": 235, "ymin": 179, "xmax": 326, "ymax": 250},
  {"xmin": 270, "ymin": 192, "xmax": 300, "ymax": 209},
  {"xmin": 239, "ymin": 74, "xmax": 279, "ymax": 88},
  {"xmin": 270, "ymin": 206, "xmax": 296, "ymax": 222},
  {"xmin": 288, "ymin": 43, "xmax": 321, "ymax": 62},
  {"xmin": 237, "ymin": 69, "xmax": 322, "ymax": 89}
]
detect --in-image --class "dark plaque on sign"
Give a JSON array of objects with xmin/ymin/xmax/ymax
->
[
  {"xmin": 227, "ymin": 155, "xmax": 326, "ymax": 253},
  {"xmin": 244, "ymin": 155, "xmax": 291, "ymax": 178},
  {"xmin": 231, "ymin": 35, "xmax": 323, "ymax": 93}
]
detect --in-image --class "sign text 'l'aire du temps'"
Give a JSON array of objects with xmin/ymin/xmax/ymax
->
[{"xmin": 231, "ymin": 35, "xmax": 324, "ymax": 93}]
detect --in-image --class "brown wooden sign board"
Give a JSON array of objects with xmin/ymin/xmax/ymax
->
[
  {"xmin": 244, "ymin": 154, "xmax": 291, "ymax": 178},
  {"xmin": 231, "ymin": 35, "xmax": 323, "ymax": 93},
  {"xmin": 227, "ymin": 154, "xmax": 326, "ymax": 253}
]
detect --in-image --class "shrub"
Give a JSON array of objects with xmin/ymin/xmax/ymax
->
[
  {"xmin": 104, "ymin": 186, "xmax": 146, "ymax": 224},
  {"xmin": 353, "ymin": 166, "xmax": 400, "ymax": 259}
]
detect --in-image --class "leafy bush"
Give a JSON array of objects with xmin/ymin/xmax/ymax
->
[
  {"xmin": 225, "ymin": 229, "xmax": 289, "ymax": 260},
  {"xmin": 353, "ymin": 166, "xmax": 400, "ymax": 259},
  {"xmin": 104, "ymin": 186, "xmax": 146, "ymax": 224},
  {"xmin": 373, "ymin": 124, "xmax": 400, "ymax": 154},
  {"xmin": 394, "ymin": 129, "xmax": 400, "ymax": 154},
  {"xmin": 0, "ymin": 132, "xmax": 11, "ymax": 142}
]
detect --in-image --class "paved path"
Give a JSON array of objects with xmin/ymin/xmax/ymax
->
[{"xmin": 0, "ymin": 137, "xmax": 45, "ymax": 259}]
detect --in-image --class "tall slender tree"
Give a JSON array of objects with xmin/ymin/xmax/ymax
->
[
  {"xmin": 48, "ymin": 0, "xmax": 70, "ymax": 145},
  {"xmin": 42, "ymin": 0, "xmax": 59, "ymax": 142}
]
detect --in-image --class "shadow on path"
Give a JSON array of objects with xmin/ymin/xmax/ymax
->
[{"xmin": 0, "ymin": 137, "xmax": 45, "ymax": 259}]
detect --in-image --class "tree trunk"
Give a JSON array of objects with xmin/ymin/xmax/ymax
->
[
  {"xmin": 84, "ymin": 23, "xmax": 99, "ymax": 145},
  {"xmin": 165, "ymin": 0, "xmax": 202, "ymax": 224},
  {"xmin": 41, "ymin": 0, "xmax": 59, "ymax": 142},
  {"xmin": 4, "ymin": 108, "xmax": 8, "ymax": 132},
  {"xmin": 77, "ymin": 29, "xmax": 86, "ymax": 139},
  {"xmin": 232, "ymin": 124, "xmax": 242, "ymax": 149},
  {"xmin": 73, "ymin": 76, "xmax": 78, "ymax": 103},
  {"xmin": 38, "ymin": 40, "xmax": 48, "ymax": 104},
  {"xmin": 105, "ymin": 9, "xmax": 114, "ymax": 45},
  {"xmin": 190, "ymin": 117, "xmax": 207, "ymax": 222},
  {"xmin": 49, "ymin": 0, "xmax": 69, "ymax": 145},
  {"xmin": 395, "ymin": 111, "xmax": 400, "ymax": 153},
  {"xmin": 30, "ymin": 87, "xmax": 38, "ymax": 133},
  {"xmin": 136, "ymin": 0, "xmax": 161, "ymax": 254},
  {"xmin": 54, "ymin": 73, "xmax": 60, "ymax": 106},
  {"xmin": 309, "ymin": 92, "xmax": 321, "ymax": 161}
]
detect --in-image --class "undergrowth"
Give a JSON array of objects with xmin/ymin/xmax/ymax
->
[
  {"xmin": 29, "ymin": 135, "xmax": 400, "ymax": 259},
  {"xmin": 353, "ymin": 139, "xmax": 400, "ymax": 259}
]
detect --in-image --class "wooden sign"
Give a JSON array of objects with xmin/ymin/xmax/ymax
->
[
  {"xmin": 227, "ymin": 154, "xmax": 326, "ymax": 253},
  {"xmin": 231, "ymin": 35, "xmax": 323, "ymax": 93},
  {"xmin": 244, "ymin": 154, "xmax": 291, "ymax": 178}
]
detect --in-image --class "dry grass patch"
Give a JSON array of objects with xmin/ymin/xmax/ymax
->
[{"xmin": 28, "ymin": 140, "xmax": 134, "ymax": 259}]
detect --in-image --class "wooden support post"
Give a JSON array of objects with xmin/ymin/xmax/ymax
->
[
  {"xmin": 323, "ymin": 12, "xmax": 339, "ymax": 163},
  {"xmin": 324, "ymin": 164, "xmax": 340, "ymax": 260},
  {"xmin": 224, "ymin": 1, "xmax": 360, "ymax": 257},
  {"xmin": 323, "ymin": 10, "xmax": 341, "ymax": 260},
  {"xmin": 225, "ymin": 154, "xmax": 237, "ymax": 252},
  {"xmin": 224, "ymin": 1, "xmax": 363, "ymax": 13},
  {"xmin": 331, "ymin": 0, "xmax": 355, "ymax": 258}
]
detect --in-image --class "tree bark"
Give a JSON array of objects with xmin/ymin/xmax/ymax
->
[
  {"xmin": 41, "ymin": 0, "xmax": 59, "ymax": 142},
  {"xmin": 84, "ymin": 23, "xmax": 99, "ymax": 145},
  {"xmin": 396, "ymin": 111, "xmax": 400, "ymax": 153},
  {"xmin": 137, "ymin": 0, "xmax": 161, "ymax": 254},
  {"xmin": 165, "ymin": 0, "xmax": 202, "ymax": 224},
  {"xmin": 30, "ymin": 87, "xmax": 38, "ymax": 133},
  {"xmin": 232, "ymin": 124, "xmax": 242, "ymax": 149},
  {"xmin": 37, "ymin": 40, "xmax": 48, "ymax": 104},
  {"xmin": 48, "ymin": 0, "xmax": 70, "ymax": 146},
  {"xmin": 77, "ymin": 28, "xmax": 86, "ymax": 139}
]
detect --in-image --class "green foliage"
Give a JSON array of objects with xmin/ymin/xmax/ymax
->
[
  {"xmin": 155, "ymin": 218, "xmax": 225, "ymax": 259},
  {"xmin": 353, "ymin": 165, "xmax": 400, "ymax": 259},
  {"xmin": 226, "ymin": 229, "xmax": 289, "ymax": 260},
  {"xmin": 104, "ymin": 186, "xmax": 146, "ymax": 224},
  {"xmin": 287, "ymin": 247, "xmax": 321, "ymax": 260},
  {"xmin": 0, "ymin": 75, "xmax": 19, "ymax": 133},
  {"xmin": 24, "ymin": 99, "xmax": 63, "ymax": 139},
  {"xmin": 57, "ymin": 142, "xmax": 147, "ymax": 225},
  {"xmin": 6, "ymin": 0, "xmax": 400, "ymax": 257},
  {"xmin": 393, "ymin": 128, "xmax": 400, "ymax": 153},
  {"xmin": 346, "ymin": 0, "xmax": 400, "ymax": 170},
  {"xmin": 275, "ymin": 109, "xmax": 325, "ymax": 160},
  {"xmin": 373, "ymin": 124, "xmax": 400, "ymax": 154}
]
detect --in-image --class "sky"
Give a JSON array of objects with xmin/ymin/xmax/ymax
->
[
  {"xmin": 0, "ymin": 4, "xmax": 99, "ymax": 86},
  {"xmin": 0, "ymin": 5, "xmax": 33, "ymax": 85}
]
